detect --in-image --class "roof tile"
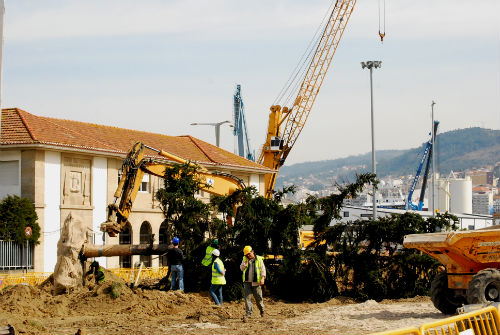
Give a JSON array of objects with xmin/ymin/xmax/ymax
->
[{"xmin": 1, "ymin": 108, "xmax": 269, "ymax": 171}]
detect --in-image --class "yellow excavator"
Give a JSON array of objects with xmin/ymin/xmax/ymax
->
[
  {"xmin": 258, "ymin": 0, "xmax": 357, "ymax": 198},
  {"xmin": 100, "ymin": 142, "xmax": 245, "ymax": 236}
]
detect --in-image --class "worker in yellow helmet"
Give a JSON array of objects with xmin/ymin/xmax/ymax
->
[{"xmin": 240, "ymin": 245, "xmax": 266, "ymax": 319}]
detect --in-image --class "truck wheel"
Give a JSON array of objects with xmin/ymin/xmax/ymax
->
[
  {"xmin": 430, "ymin": 271, "xmax": 466, "ymax": 314},
  {"xmin": 467, "ymin": 268, "xmax": 500, "ymax": 304}
]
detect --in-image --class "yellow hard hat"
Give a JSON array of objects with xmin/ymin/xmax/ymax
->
[{"xmin": 243, "ymin": 246, "xmax": 252, "ymax": 255}]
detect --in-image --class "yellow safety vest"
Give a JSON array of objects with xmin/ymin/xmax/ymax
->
[
  {"xmin": 242, "ymin": 255, "xmax": 263, "ymax": 283},
  {"xmin": 211, "ymin": 258, "xmax": 226, "ymax": 285},
  {"xmin": 202, "ymin": 246, "xmax": 215, "ymax": 266}
]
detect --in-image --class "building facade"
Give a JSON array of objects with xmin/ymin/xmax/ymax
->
[{"xmin": 0, "ymin": 108, "xmax": 272, "ymax": 272}]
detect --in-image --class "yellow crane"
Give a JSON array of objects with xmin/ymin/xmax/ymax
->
[{"xmin": 258, "ymin": 0, "xmax": 357, "ymax": 198}]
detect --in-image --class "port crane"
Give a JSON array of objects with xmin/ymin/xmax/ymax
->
[
  {"xmin": 405, "ymin": 121, "xmax": 439, "ymax": 210},
  {"xmin": 233, "ymin": 84, "xmax": 255, "ymax": 161},
  {"xmin": 258, "ymin": 0, "xmax": 356, "ymax": 198}
]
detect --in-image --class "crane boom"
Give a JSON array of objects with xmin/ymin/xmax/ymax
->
[
  {"xmin": 405, "ymin": 121, "xmax": 439, "ymax": 210},
  {"xmin": 258, "ymin": 0, "xmax": 356, "ymax": 198},
  {"xmin": 233, "ymin": 84, "xmax": 255, "ymax": 161}
]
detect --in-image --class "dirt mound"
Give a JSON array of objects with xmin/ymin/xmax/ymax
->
[{"xmin": 0, "ymin": 275, "xmax": 439, "ymax": 335}]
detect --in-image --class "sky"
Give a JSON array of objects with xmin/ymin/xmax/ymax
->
[{"xmin": 1, "ymin": 0, "xmax": 499, "ymax": 165}]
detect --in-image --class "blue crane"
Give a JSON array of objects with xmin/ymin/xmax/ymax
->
[
  {"xmin": 405, "ymin": 121, "xmax": 439, "ymax": 210},
  {"xmin": 233, "ymin": 85, "xmax": 255, "ymax": 161}
]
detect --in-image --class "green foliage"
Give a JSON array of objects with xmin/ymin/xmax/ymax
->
[
  {"xmin": 0, "ymin": 195, "xmax": 40, "ymax": 244},
  {"xmin": 155, "ymin": 164, "xmax": 457, "ymax": 304},
  {"xmin": 110, "ymin": 282, "xmax": 121, "ymax": 299},
  {"xmin": 155, "ymin": 162, "xmax": 211, "ymax": 291},
  {"xmin": 316, "ymin": 212, "xmax": 458, "ymax": 301}
]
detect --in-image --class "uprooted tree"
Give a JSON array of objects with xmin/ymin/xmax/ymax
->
[{"xmin": 155, "ymin": 163, "xmax": 458, "ymax": 302}]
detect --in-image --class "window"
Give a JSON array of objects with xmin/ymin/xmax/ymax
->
[
  {"xmin": 159, "ymin": 221, "xmax": 169, "ymax": 267},
  {"xmin": 139, "ymin": 221, "xmax": 152, "ymax": 267},
  {"xmin": 343, "ymin": 211, "xmax": 349, "ymax": 218},
  {"xmin": 139, "ymin": 174, "xmax": 150, "ymax": 193},
  {"xmin": 0, "ymin": 161, "xmax": 19, "ymax": 186}
]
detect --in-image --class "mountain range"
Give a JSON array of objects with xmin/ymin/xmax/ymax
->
[{"xmin": 276, "ymin": 127, "xmax": 500, "ymax": 191}]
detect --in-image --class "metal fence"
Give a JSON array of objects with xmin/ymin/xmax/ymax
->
[{"xmin": 0, "ymin": 240, "xmax": 33, "ymax": 270}]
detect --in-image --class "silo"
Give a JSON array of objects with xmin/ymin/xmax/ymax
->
[
  {"xmin": 433, "ymin": 178, "xmax": 449, "ymax": 213},
  {"xmin": 449, "ymin": 176, "xmax": 472, "ymax": 214}
]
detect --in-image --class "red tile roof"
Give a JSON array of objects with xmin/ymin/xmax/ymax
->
[{"xmin": 1, "ymin": 108, "xmax": 271, "ymax": 172}]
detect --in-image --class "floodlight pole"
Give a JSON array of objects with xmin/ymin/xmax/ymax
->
[
  {"xmin": 431, "ymin": 100, "xmax": 436, "ymax": 217},
  {"xmin": 190, "ymin": 120, "xmax": 232, "ymax": 147},
  {"xmin": 361, "ymin": 61, "xmax": 382, "ymax": 220}
]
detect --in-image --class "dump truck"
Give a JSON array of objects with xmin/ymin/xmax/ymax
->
[{"xmin": 403, "ymin": 226, "xmax": 500, "ymax": 314}]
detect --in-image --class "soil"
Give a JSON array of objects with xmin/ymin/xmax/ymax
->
[{"xmin": 0, "ymin": 270, "xmax": 446, "ymax": 335}]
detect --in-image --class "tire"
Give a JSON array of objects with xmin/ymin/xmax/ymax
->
[
  {"xmin": 467, "ymin": 268, "xmax": 500, "ymax": 304},
  {"xmin": 430, "ymin": 271, "xmax": 466, "ymax": 314}
]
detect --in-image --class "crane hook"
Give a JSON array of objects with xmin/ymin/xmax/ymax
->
[{"xmin": 379, "ymin": 30, "xmax": 385, "ymax": 42}]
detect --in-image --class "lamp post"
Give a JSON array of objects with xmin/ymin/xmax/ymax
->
[
  {"xmin": 190, "ymin": 120, "xmax": 232, "ymax": 147},
  {"xmin": 361, "ymin": 61, "xmax": 382, "ymax": 220},
  {"xmin": 431, "ymin": 100, "xmax": 436, "ymax": 217}
]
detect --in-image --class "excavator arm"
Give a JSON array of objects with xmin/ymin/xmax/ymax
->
[
  {"xmin": 258, "ymin": 0, "xmax": 357, "ymax": 198},
  {"xmin": 101, "ymin": 142, "xmax": 245, "ymax": 237}
]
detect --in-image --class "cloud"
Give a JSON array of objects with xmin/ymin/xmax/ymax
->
[{"xmin": 5, "ymin": 0, "xmax": 498, "ymax": 42}]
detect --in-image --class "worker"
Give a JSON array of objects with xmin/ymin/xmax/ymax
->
[
  {"xmin": 88, "ymin": 260, "xmax": 105, "ymax": 284},
  {"xmin": 167, "ymin": 237, "xmax": 184, "ymax": 292},
  {"xmin": 240, "ymin": 245, "xmax": 266, "ymax": 319},
  {"xmin": 201, "ymin": 239, "xmax": 219, "ymax": 266},
  {"xmin": 209, "ymin": 249, "xmax": 226, "ymax": 306}
]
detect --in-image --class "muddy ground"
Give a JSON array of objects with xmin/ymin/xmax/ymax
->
[{"xmin": 0, "ymin": 271, "xmax": 446, "ymax": 335}]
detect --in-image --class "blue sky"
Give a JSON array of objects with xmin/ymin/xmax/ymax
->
[{"xmin": 2, "ymin": 0, "xmax": 499, "ymax": 165}]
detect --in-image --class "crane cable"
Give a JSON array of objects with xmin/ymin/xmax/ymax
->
[
  {"xmin": 273, "ymin": 1, "xmax": 335, "ymax": 107},
  {"xmin": 378, "ymin": 0, "xmax": 386, "ymax": 42}
]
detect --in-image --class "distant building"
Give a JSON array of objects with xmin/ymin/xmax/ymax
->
[
  {"xmin": 493, "ymin": 194, "xmax": 500, "ymax": 214},
  {"xmin": 468, "ymin": 169, "xmax": 494, "ymax": 186},
  {"xmin": 472, "ymin": 185, "xmax": 494, "ymax": 215},
  {"xmin": 333, "ymin": 206, "xmax": 495, "ymax": 230},
  {"xmin": 1, "ymin": 108, "xmax": 272, "ymax": 272}
]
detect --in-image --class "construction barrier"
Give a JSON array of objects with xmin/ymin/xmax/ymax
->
[
  {"xmin": 0, "ymin": 272, "xmax": 51, "ymax": 289},
  {"xmin": 366, "ymin": 327, "xmax": 420, "ymax": 335},
  {"xmin": 109, "ymin": 266, "xmax": 169, "ymax": 283},
  {"xmin": 0, "ymin": 266, "xmax": 169, "ymax": 289},
  {"xmin": 419, "ymin": 306, "xmax": 500, "ymax": 335}
]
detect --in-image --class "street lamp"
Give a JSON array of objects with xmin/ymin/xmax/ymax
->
[
  {"xmin": 431, "ymin": 100, "xmax": 436, "ymax": 217},
  {"xmin": 190, "ymin": 120, "xmax": 233, "ymax": 147},
  {"xmin": 361, "ymin": 60, "xmax": 382, "ymax": 220}
]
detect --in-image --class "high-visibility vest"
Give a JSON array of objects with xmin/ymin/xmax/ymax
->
[
  {"xmin": 242, "ymin": 255, "xmax": 264, "ymax": 283},
  {"xmin": 211, "ymin": 258, "xmax": 226, "ymax": 285},
  {"xmin": 96, "ymin": 267, "xmax": 105, "ymax": 283},
  {"xmin": 202, "ymin": 246, "xmax": 215, "ymax": 266}
]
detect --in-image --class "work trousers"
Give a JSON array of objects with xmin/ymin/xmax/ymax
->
[
  {"xmin": 243, "ymin": 282, "xmax": 264, "ymax": 316},
  {"xmin": 170, "ymin": 264, "xmax": 184, "ymax": 291},
  {"xmin": 209, "ymin": 284, "xmax": 223, "ymax": 306}
]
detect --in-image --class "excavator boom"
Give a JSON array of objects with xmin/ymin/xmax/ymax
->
[{"xmin": 101, "ymin": 142, "xmax": 245, "ymax": 236}]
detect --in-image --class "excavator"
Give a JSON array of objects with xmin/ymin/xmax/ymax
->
[
  {"xmin": 258, "ymin": 0, "xmax": 356, "ymax": 198},
  {"xmin": 100, "ymin": 142, "xmax": 245, "ymax": 237}
]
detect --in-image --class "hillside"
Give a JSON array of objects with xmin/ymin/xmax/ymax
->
[{"xmin": 276, "ymin": 127, "xmax": 500, "ymax": 190}]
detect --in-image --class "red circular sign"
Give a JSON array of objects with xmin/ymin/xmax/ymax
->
[{"xmin": 25, "ymin": 226, "xmax": 32, "ymax": 237}]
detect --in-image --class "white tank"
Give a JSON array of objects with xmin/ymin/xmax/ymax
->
[
  {"xmin": 449, "ymin": 177, "xmax": 472, "ymax": 214},
  {"xmin": 433, "ymin": 178, "xmax": 449, "ymax": 213}
]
